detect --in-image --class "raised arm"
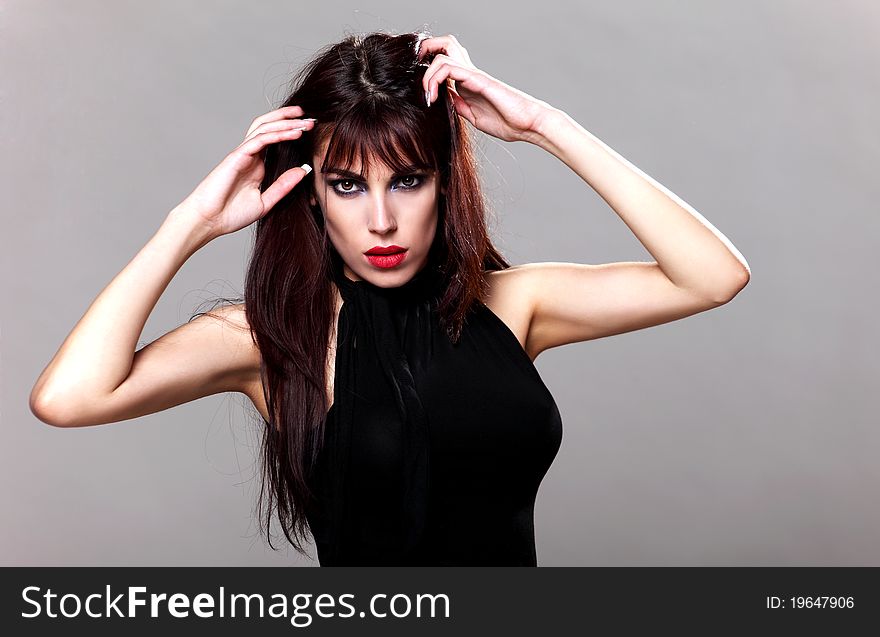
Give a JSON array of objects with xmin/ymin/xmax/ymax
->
[
  {"xmin": 30, "ymin": 209, "xmax": 241, "ymax": 427},
  {"xmin": 29, "ymin": 105, "xmax": 316, "ymax": 427},
  {"xmin": 419, "ymin": 35, "xmax": 750, "ymax": 358}
]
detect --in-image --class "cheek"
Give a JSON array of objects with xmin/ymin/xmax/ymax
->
[
  {"xmin": 324, "ymin": 215, "xmax": 356, "ymax": 244},
  {"xmin": 321, "ymin": 207, "xmax": 350, "ymax": 241},
  {"xmin": 415, "ymin": 213, "xmax": 439, "ymax": 252},
  {"xmin": 422, "ymin": 198, "xmax": 440, "ymax": 232},
  {"xmin": 422, "ymin": 210, "xmax": 439, "ymax": 234}
]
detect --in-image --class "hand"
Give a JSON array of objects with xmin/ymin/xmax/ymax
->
[
  {"xmin": 418, "ymin": 34, "xmax": 555, "ymax": 143},
  {"xmin": 179, "ymin": 105, "xmax": 316, "ymax": 239}
]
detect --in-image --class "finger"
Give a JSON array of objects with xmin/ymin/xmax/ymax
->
[
  {"xmin": 260, "ymin": 164, "xmax": 313, "ymax": 213},
  {"xmin": 236, "ymin": 127, "xmax": 309, "ymax": 157},
  {"xmin": 422, "ymin": 54, "xmax": 456, "ymax": 99},
  {"xmin": 245, "ymin": 105, "xmax": 305, "ymax": 139},
  {"xmin": 448, "ymin": 87, "xmax": 476, "ymax": 126},
  {"xmin": 243, "ymin": 117, "xmax": 316, "ymax": 143},
  {"xmin": 416, "ymin": 35, "xmax": 459, "ymax": 60},
  {"xmin": 244, "ymin": 120, "xmax": 311, "ymax": 144},
  {"xmin": 417, "ymin": 34, "xmax": 472, "ymax": 66},
  {"xmin": 246, "ymin": 105, "xmax": 304, "ymax": 137},
  {"xmin": 424, "ymin": 61, "xmax": 480, "ymax": 105}
]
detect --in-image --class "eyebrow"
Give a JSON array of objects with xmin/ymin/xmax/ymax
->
[{"xmin": 320, "ymin": 164, "xmax": 433, "ymax": 180}]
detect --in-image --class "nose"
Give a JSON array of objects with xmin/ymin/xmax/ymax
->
[{"xmin": 366, "ymin": 192, "xmax": 397, "ymax": 234}]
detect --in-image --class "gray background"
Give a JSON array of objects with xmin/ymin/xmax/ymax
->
[{"xmin": 2, "ymin": 0, "xmax": 877, "ymax": 566}]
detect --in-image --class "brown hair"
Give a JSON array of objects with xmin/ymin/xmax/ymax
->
[{"xmin": 232, "ymin": 30, "xmax": 510, "ymax": 556}]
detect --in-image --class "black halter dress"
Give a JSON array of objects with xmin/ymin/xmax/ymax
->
[{"xmin": 304, "ymin": 257, "xmax": 563, "ymax": 566}]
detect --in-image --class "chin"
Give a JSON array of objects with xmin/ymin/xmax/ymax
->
[{"xmin": 343, "ymin": 249, "xmax": 429, "ymax": 286}]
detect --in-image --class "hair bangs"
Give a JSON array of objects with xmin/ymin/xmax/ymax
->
[{"xmin": 321, "ymin": 101, "xmax": 438, "ymax": 179}]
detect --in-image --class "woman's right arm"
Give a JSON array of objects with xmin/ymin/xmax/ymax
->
[
  {"xmin": 29, "ymin": 207, "xmax": 241, "ymax": 427},
  {"xmin": 29, "ymin": 105, "xmax": 316, "ymax": 427}
]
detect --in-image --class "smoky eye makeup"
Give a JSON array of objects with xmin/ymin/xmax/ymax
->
[{"xmin": 326, "ymin": 173, "xmax": 430, "ymax": 197}]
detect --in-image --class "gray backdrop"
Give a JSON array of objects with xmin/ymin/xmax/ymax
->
[{"xmin": 2, "ymin": 0, "xmax": 877, "ymax": 566}]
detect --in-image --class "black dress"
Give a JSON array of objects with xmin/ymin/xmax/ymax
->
[{"xmin": 305, "ymin": 256, "xmax": 563, "ymax": 566}]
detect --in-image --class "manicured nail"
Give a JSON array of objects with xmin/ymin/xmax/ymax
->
[
  {"xmin": 300, "ymin": 163, "xmax": 312, "ymax": 174},
  {"xmin": 425, "ymin": 89, "xmax": 431, "ymax": 107},
  {"xmin": 303, "ymin": 117, "xmax": 317, "ymax": 122}
]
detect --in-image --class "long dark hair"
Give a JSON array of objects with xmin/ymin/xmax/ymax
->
[{"xmin": 208, "ymin": 30, "xmax": 511, "ymax": 556}]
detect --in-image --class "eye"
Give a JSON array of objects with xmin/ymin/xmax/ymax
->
[
  {"xmin": 394, "ymin": 174, "xmax": 426, "ymax": 191},
  {"xmin": 398, "ymin": 175, "xmax": 419, "ymax": 188},
  {"xmin": 327, "ymin": 173, "xmax": 427, "ymax": 197},
  {"xmin": 329, "ymin": 179, "xmax": 362, "ymax": 197}
]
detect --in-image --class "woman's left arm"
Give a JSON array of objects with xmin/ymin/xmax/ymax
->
[
  {"xmin": 523, "ymin": 108, "xmax": 751, "ymax": 299},
  {"xmin": 420, "ymin": 34, "xmax": 750, "ymax": 355}
]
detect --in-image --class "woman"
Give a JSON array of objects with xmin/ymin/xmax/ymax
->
[{"xmin": 29, "ymin": 31, "xmax": 750, "ymax": 566}]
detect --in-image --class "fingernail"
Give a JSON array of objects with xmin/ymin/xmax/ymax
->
[
  {"xmin": 303, "ymin": 117, "xmax": 317, "ymax": 122},
  {"xmin": 300, "ymin": 163, "xmax": 312, "ymax": 174},
  {"xmin": 425, "ymin": 89, "xmax": 431, "ymax": 107}
]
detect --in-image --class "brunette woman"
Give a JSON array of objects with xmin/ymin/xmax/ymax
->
[{"xmin": 30, "ymin": 31, "xmax": 750, "ymax": 566}]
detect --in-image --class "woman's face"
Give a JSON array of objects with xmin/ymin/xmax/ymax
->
[{"xmin": 311, "ymin": 141, "xmax": 442, "ymax": 288}]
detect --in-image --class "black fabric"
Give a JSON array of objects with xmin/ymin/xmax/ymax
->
[{"xmin": 305, "ymin": 256, "xmax": 563, "ymax": 566}]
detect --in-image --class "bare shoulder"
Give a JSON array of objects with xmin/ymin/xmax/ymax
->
[
  {"xmin": 205, "ymin": 303, "xmax": 266, "ymax": 416},
  {"xmin": 496, "ymin": 260, "xmax": 737, "ymax": 357},
  {"xmin": 482, "ymin": 265, "xmax": 541, "ymax": 362},
  {"xmin": 205, "ymin": 302, "xmax": 251, "ymax": 330}
]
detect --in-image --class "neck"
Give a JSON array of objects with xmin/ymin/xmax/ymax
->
[{"xmin": 331, "ymin": 255, "xmax": 443, "ymax": 303}]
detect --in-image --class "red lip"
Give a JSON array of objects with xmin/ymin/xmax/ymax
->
[
  {"xmin": 365, "ymin": 250, "xmax": 408, "ymax": 269},
  {"xmin": 365, "ymin": 245, "xmax": 407, "ymax": 255}
]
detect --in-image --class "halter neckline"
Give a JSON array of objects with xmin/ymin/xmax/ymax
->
[{"xmin": 314, "ymin": 249, "xmax": 447, "ymax": 563}]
